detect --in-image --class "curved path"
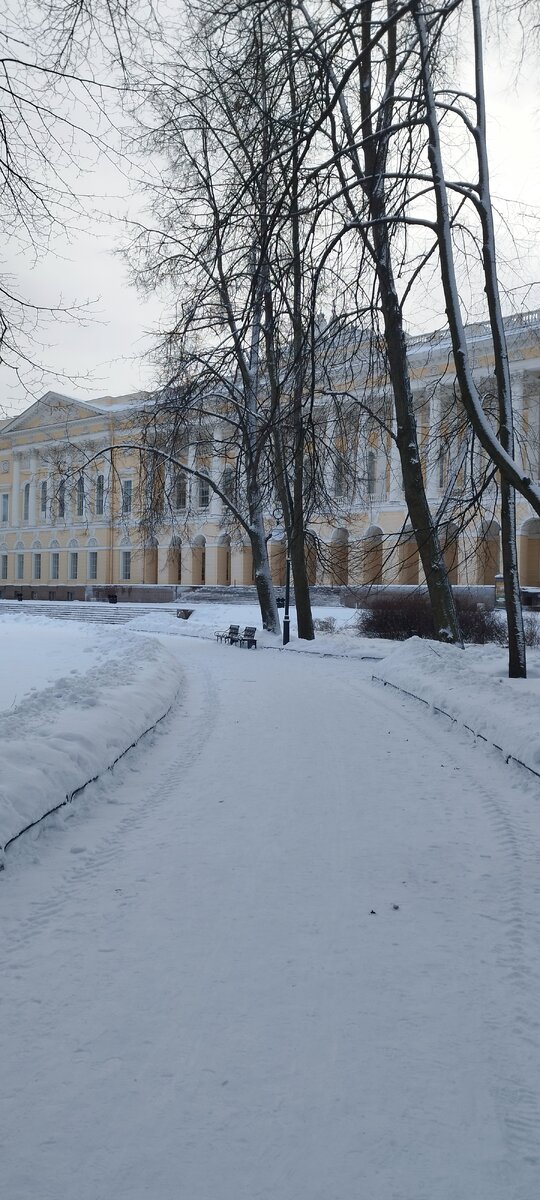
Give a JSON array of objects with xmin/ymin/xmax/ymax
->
[{"xmin": 2, "ymin": 636, "xmax": 540, "ymax": 1200}]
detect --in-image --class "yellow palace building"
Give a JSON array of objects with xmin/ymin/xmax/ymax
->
[{"xmin": 0, "ymin": 309, "xmax": 539, "ymax": 601}]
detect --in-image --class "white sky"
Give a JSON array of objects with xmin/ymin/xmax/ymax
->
[{"xmin": 1, "ymin": 7, "xmax": 539, "ymax": 417}]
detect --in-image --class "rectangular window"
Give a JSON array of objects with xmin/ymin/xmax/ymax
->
[
  {"xmin": 121, "ymin": 550, "xmax": 131, "ymax": 581},
  {"xmin": 69, "ymin": 551, "xmax": 78, "ymax": 580},
  {"xmin": 96, "ymin": 475, "xmax": 104, "ymax": 516},
  {"xmin": 17, "ymin": 553, "xmax": 24, "ymax": 580},
  {"xmin": 1, "ymin": 554, "xmax": 7, "ymax": 580},
  {"xmin": 198, "ymin": 477, "xmax": 210, "ymax": 508},
  {"xmin": 88, "ymin": 551, "xmax": 98, "ymax": 580},
  {"xmin": 121, "ymin": 479, "xmax": 132, "ymax": 515},
  {"xmin": 58, "ymin": 480, "xmax": 65, "ymax": 518},
  {"xmin": 77, "ymin": 477, "xmax": 84, "ymax": 518},
  {"xmin": 175, "ymin": 473, "xmax": 187, "ymax": 509},
  {"xmin": 51, "ymin": 552, "xmax": 59, "ymax": 581},
  {"xmin": 23, "ymin": 484, "xmax": 30, "ymax": 521},
  {"xmin": 40, "ymin": 481, "xmax": 47, "ymax": 516},
  {"xmin": 1, "ymin": 494, "xmax": 8, "ymax": 523},
  {"xmin": 33, "ymin": 553, "xmax": 41, "ymax": 580}
]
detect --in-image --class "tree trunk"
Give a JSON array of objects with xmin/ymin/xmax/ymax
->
[
  {"xmin": 372, "ymin": 226, "xmax": 463, "ymax": 644},
  {"xmin": 248, "ymin": 489, "xmax": 281, "ymax": 634},
  {"xmin": 499, "ymin": 479, "xmax": 526, "ymax": 677}
]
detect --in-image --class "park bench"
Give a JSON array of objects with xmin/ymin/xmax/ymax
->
[
  {"xmin": 238, "ymin": 626, "xmax": 257, "ymax": 649},
  {"xmin": 215, "ymin": 624, "xmax": 240, "ymax": 644}
]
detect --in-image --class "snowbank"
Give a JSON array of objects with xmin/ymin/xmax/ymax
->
[
  {"xmin": 375, "ymin": 637, "xmax": 540, "ymax": 775},
  {"xmin": 0, "ymin": 616, "xmax": 181, "ymax": 851}
]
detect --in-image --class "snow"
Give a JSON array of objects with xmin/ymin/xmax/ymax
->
[
  {"xmin": 376, "ymin": 635, "xmax": 540, "ymax": 776},
  {"xmin": 2, "ymin": 603, "xmax": 540, "ymax": 1198},
  {"xmin": 0, "ymin": 613, "xmax": 180, "ymax": 851}
]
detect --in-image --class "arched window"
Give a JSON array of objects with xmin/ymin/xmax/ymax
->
[{"xmin": 23, "ymin": 482, "xmax": 30, "ymax": 521}]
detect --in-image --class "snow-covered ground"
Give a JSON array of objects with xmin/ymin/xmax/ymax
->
[
  {"xmin": 0, "ymin": 613, "xmax": 180, "ymax": 851},
  {"xmin": 2, "ymin": 604, "xmax": 540, "ymax": 1198}
]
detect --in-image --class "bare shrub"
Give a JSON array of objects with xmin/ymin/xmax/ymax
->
[
  {"xmin": 524, "ymin": 613, "xmax": 540, "ymax": 648},
  {"xmin": 356, "ymin": 591, "xmax": 507, "ymax": 644},
  {"xmin": 313, "ymin": 616, "xmax": 337, "ymax": 633}
]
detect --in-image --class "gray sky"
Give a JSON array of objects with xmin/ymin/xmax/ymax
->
[{"xmin": 1, "ymin": 7, "xmax": 539, "ymax": 417}]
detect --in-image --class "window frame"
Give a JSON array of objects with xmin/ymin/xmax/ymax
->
[
  {"xmin": 96, "ymin": 474, "xmax": 105, "ymax": 516},
  {"xmin": 76, "ymin": 476, "xmax": 85, "ymax": 518},
  {"xmin": 198, "ymin": 476, "xmax": 210, "ymax": 509},
  {"xmin": 121, "ymin": 478, "xmax": 133, "ymax": 516},
  {"xmin": 175, "ymin": 472, "xmax": 187, "ymax": 510}
]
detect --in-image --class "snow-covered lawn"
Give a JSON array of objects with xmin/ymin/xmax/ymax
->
[
  {"xmin": 0, "ymin": 613, "xmax": 180, "ymax": 851},
  {"xmin": 2, "ymin": 604, "xmax": 540, "ymax": 1198}
]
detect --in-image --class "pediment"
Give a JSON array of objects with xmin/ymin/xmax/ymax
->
[{"xmin": 2, "ymin": 391, "xmax": 101, "ymax": 435}]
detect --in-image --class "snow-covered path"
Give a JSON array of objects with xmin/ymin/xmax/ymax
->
[{"xmin": 2, "ymin": 636, "xmax": 540, "ymax": 1200}]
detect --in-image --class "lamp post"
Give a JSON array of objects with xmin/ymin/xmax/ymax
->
[
  {"xmin": 270, "ymin": 523, "xmax": 291, "ymax": 645},
  {"xmin": 283, "ymin": 543, "xmax": 291, "ymax": 646}
]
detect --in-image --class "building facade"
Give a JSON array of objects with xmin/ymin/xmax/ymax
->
[{"xmin": 0, "ymin": 311, "xmax": 539, "ymax": 598}]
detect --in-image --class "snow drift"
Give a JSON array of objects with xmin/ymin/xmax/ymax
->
[{"xmin": 0, "ymin": 617, "xmax": 181, "ymax": 851}]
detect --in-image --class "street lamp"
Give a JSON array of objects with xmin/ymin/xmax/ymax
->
[
  {"xmin": 270, "ymin": 525, "xmax": 291, "ymax": 645},
  {"xmin": 283, "ymin": 542, "xmax": 291, "ymax": 646}
]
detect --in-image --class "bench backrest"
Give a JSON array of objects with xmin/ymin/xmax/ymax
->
[
  {"xmin": 229, "ymin": 625, "xmax": 240, "ymax": 634},
  {"xmin": 242, "ymin": 626, "xmax": 256, "ymax": 636}
]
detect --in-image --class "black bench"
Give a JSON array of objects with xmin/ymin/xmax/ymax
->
[
  {"xmin": 238, "ymin": 626, "xmax": 257, "ymax": 649},
  {"xmin": 215, "ymin": 624, "xmax": 240, "ymax": 644}
]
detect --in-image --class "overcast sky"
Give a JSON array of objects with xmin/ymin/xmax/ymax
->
[{"xmin": 1, "ymin": 7, "xmax": 539, "ymax": 418}]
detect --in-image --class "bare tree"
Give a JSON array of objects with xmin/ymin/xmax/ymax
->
[
  {"xmin": 410, "ymin": 0, "xmax": 535, "ymax": 675},
  {"xmin": 125, "ymin": 0, "xmax": 352, "ymax": 639},
  {"xmin": 290, "ymin": 0, "xmax": 463, "ymax": 642},
  {"xmin": 0, "ymin": 0, "xmax": 150, "ymax": 389}
]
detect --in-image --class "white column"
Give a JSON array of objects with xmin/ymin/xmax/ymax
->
[
  {"xmin": 12, "ymin": 453, "xmax": 20, "ymax": 526},
  {"xmin": 322, "ymin": 414, "xmax": 337, "ymax": 500},
  {"xmin": 426, "ymin": 391, "xmax": 441, "ymax": 498},
  {"xmin": 187, "ymin": 444, "xmax": 197, "ymax": 508},
  {"xmin": 388, "ymin": 419, "xmax": 403, "ymax": 502},
  {"xmin": 510, "ymin": 370, "xmax": 526, "ymax": 472},
  {"xmin": 29, "ymin": 453, "xmax": 38, "ymax": 527},
  {"xmin": 209, "ymin": 450, "xmax": 222, "ymax": 519}
]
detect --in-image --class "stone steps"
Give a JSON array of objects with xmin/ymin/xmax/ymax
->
[{"xmin": 0, "ymin": 600, "xmax": 178, "ymax": 626}]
